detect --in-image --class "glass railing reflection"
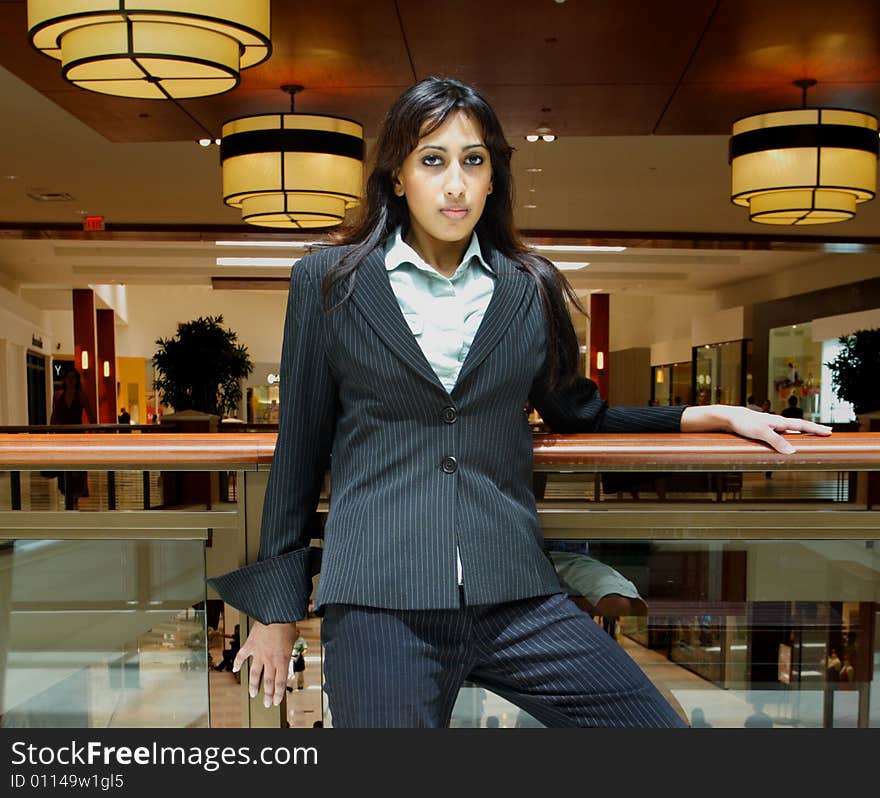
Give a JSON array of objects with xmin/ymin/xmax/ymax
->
[{"xmin": 0, "ymin": 538, "xmax": 208, "ymax": 728}]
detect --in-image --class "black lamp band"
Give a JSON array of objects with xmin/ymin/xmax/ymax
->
[
  {"xmin": 221, "ymin": 129, "xmax": 365, "ymax": 162},
  {"xmin": 729, "ymin": 124, "xmax": 879, "ymax": 163}
]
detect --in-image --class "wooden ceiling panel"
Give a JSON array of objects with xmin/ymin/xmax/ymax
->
[
  {"xmin": 479, "ymin": 84, "xmax": 674, "ymax": 137},
  {"xmin": 399, "ymin": 0, "xmax": 715, "ymax": 85},
  {"xmin": 0, "ymin": 1, "xmax": 69, "ymax": 92},
  {"xmin": 658, "ymin": 82, "xmax": 880, "ymax": 135},
  {"xmin": 686, "ymin": 0, "xmax": 880, "ymax": 84},
  {"xmin": 179, "ymin": 87, "xmax": 409, "ymax": 139},
  {"xmin": 242, "ymin": 0, "xmax": 414, "ymax": 89}
]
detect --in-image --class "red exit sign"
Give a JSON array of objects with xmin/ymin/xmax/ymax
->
[{"xmin": 83, "ymin": 215, "xmax": 105, "ymax": 232}]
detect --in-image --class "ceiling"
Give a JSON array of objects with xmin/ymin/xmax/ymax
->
[{"xmin": 0, "ymin": 0, "xmax": 879, "ymax": 305}]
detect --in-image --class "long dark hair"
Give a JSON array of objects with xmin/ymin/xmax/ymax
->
[
  {"xmin": 321, "ymin": 76, "xmax": 586, "ymax": 392},
  {"xmin": 62, "ymin": 366, "xmax": 83, "ymax": 391}
]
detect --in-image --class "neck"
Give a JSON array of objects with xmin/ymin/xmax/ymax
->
[{"xmin": 403, "ymin": 227, "xmax": 470, "ymax": 277}]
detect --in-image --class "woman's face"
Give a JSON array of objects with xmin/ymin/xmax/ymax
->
[{"xmin": 392, "ymin": 110, "xmax": 493, "ymax": 247}]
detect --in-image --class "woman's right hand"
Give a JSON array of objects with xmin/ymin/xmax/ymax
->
[{"xmin": 233, "ymin": 621, "xmax": 298, "ymax": 707}]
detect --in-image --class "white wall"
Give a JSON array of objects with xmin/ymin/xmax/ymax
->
[
  {"xmin": 609, "ymin": 295, "xmax": 655, "ymax": 351},
  {"xmin": 692, "ymin": 305, "xmax": 750, "ymax": 347},
  {"xmin": 0, "ymin": 287, "xmax": 55, "ymax": 425},
  {"xmin": 811, "ymin": 308, "xmax": 880, "ymax": 342},
  {"xmin": 44, "ymin": 310, "xmax": 74, "ymax": 354},
  {"xmin": 115, "ymin": 285, "xmax": 288, "ymax": 363},
  {"xmin": 717, "ymin": 253, "xmax": 880, "ymax": 310}
]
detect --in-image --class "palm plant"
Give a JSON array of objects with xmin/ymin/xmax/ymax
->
[
  {"xmin": 153, "ymin": 315, "xmax": 253, "ymax": 417},
  {"xmin": 826, "ymin": 328, "xmax": 880, "ymax": 416}
]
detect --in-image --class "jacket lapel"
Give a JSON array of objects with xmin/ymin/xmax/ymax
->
[
  {"xmin": 453, "ymin": 250, "xmax": 528, "ymax": 392},
  {"xmin": 348, "ymin": 244, "xmax": 530, "ymax": 395},
  {"xmin": 349, "ymin": 247, "xmax": 446, "ymax": 391}
]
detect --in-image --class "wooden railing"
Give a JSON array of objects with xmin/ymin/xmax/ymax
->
[{"xmin": 0, "ymin": 431, "xmax": 878, "ymax": 471}]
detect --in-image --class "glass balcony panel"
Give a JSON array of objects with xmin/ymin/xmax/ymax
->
[{"xmin": 0, "ymin": 538, "xmax": 208, "ymax": 728}]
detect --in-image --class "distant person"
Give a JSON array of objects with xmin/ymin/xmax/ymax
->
[
  {"xmin": 781, "ymin": 395, "xmax": 804, "ymax": 419},
  {"xmin": 118, "ymin": 407, "xmax": 131, "ymax": 425},
  {"xmin": 760, "ymin": 399, "xmax": 772, "ymax": 413},
  {"xmin": 673, "ymin": 395, "xmax": 682, "ymax": 405},
  {"xmin": 485, "ymin": 715, "xmax": 500, "ymax": 728},
  {"xmin": 744, "ymin": 700, "xmax": 774, "ymax": 728},
  {"xmin": 289, "ymin": 628, "xmax": 309, "ymax": 690},
  {"xmin": 690, "ymin": 708, "xmax": 712, "ymax": 728},
  {"xmin": 546, "ymin": 541, "xmax": 648, "ymax": 621},
  {"xmin": 825, "ymin": 648, "xmax": 842, "ymax": 682},
  {"xmin": 746, "ymin": 395, "xmax": 762, "ymax": 412},
  {"xmin": 214, "ymin": 624, "xmax": 241, "ymax": 673},
  {"xmin": 49, "ymin": 366, "xmax": 96, "ymax": 509}
]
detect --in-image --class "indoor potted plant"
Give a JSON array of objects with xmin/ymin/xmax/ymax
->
[{"xmin": 826, "ymin": 328, "xmax": 880, "ymax": 422}]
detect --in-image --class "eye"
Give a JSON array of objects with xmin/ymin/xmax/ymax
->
[
  {"xmin": 421, "ymin": 154, "xmax": 443, "ymax": 166},
  {"xmin": 464, "ymin": 153, "xmax": 485, "ymax": 166}
]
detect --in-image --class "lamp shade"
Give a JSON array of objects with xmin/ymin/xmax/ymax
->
[
  {"xmin": 221, "ymin": 113, "xmax": 365, "ymax": 229},
  {"xmin": 730, "ymin": 107, "xmax": 879, "ymax": 225},
  {"xmin": 27, "ymin": 1, "xmax": 271, "ymax": 99}
]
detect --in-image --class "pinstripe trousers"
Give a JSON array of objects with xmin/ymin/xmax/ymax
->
[{"xmin": 320, "ymin": 591, "xmax": 687, "ymax": 728}]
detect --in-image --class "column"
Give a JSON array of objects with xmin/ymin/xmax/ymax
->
[
  {"xmin": 72, "ymin": 289, "xmax": 98, "ymax": 421},
  {"xmin": 590, "ymin": 293, "xmax": 609, "ymax": 398},
  {"xmin": 96, "ymin": 308, "xmax": 117, "ymax": 423}
]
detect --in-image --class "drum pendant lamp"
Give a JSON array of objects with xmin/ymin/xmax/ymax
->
[
  {"xmin": 221, "ymin": 85, "xmax": 365, "ymax": 229},
  {"xmin": 730, "ymin": 79, "xmax": 878, "ymax": 225},
  {"xmin": 27, "ymin": 0, "xmax": 271, "ymax": 99}
]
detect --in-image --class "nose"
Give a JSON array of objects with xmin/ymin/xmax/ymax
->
[{"xmin": 444, "ymin": 161, "xmax": 465, "ymax": 197}]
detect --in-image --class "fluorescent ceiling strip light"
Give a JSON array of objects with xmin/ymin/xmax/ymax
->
[
  {"xmin": 533, "ymin": 245, "xmax": 626, "ymax": 252},
  {"xmin": 216, "ymin": 257, "xmax": 300, "ymax": 267},
  {"xmin": 215, "ymin": 240, "xmax": 323, "ymax": 247},
  {"xmin": 554, "ymin": 262, "xmax": 590, "ymax": 271}
]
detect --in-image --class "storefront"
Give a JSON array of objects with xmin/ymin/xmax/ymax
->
[
  {"xmin": 651, "ymin": 361, "xmax": 691, "ymax": 406},
  {"xmin": 692, "ymin": 339, "xmax": 752, "ymax": 407},
  {"xmin": 767, "ymin": 323, "xmax": 855, "ymax": 423}
]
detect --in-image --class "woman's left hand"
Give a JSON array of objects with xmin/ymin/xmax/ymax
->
[{"xmin": 680, "ymin": 405, "xmax": 833, "ymax": 454}]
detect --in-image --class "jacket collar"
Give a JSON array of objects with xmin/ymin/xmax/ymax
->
[{"xmin": 348, "ymin": 241, "xmax": 530, "ymax": 397}]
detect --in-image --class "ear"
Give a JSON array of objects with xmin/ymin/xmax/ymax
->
[
  {"xmin": 487, "ymin": 182, "xmax": 493, "ymax": 195},
  {"xmin": 392, "ymin": 170, "xmax": 405, "ymax": 197}
]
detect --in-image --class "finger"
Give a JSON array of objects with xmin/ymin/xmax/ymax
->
[
  {"xmin": 232, "ymin": 647, "xmax": 247, "ymax": 674},
  {"xmin": 248, "ymin": 658, "xmax": 263, "ymax": 700},
  {"xmin": 273, "ymin": 668, "xmax": 288, "ymax": 706},
  {"xmin": 767, "ymin": 415, "xmax": 832, "ymax": 436},
  {"xmin": 762, "ymin": 428, "xmax": 796, "ymax": 454},
  {"xmin": 263, "ymin": 664, "xmax": 276, "ymax": 708}
]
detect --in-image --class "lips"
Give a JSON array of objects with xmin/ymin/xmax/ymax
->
[{"xmin": 441, "ymin": 208, "xmax": 468, "ymax": 219}]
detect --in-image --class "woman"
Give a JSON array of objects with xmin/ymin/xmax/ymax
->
[
  {"xmin": 49, "ymin": 366, "xmax": 96, "ymax": 509},
  {"xmin": 207, "ymin": 77, "xmax": 831, "ymax": 727}
]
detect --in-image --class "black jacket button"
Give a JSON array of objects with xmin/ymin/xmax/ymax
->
[
  {"xmin": 442, "ymin": 406, "xmax": 457, "ymax": 424},
  {"xmin": 441, "ymin": 456, "xmax": 458, "ymax": 474}
]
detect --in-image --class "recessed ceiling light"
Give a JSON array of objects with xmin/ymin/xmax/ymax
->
[
  {"xmin": 198, "ymin": 138, "xmax": 212, "ymax": 147},
  {"xmin": 525, "ymin": 134, "xmax": 539, "ymax": 142},
  {"xmin": 525, "ymin": 167, "xmax": 543, "ymax": 173},
  {"xmin": 523, "ymin": 203, "xmax": 538, "ymax": 209}
]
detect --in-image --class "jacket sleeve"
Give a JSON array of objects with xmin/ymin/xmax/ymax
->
[
  {"xmin": 529, "ymin": 373, "xmax": 685, "ymax": 434},
  {"xmin": 206, "ymin": 257, "xmax": 337, "ymax": 624}
]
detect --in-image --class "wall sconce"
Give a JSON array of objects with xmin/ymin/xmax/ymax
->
[
  {"xmin": 596, "ymin": 351, "xmax": 605, "ymax": 371},
  {"xmin": 655, "ymin": 369, "xmax": 664, "ymax": 384},
  {"xmin": 80, "ymin": 350, "xmax": 88, "ymax": 370},
  {"xmin": 103, "ymin": 360, "xmax": 110, "ymax": 378}
]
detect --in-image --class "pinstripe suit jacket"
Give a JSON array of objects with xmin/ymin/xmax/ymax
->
[{"xmin": 207, "ymin": 243, "xmax": 684, "ymax": 624}]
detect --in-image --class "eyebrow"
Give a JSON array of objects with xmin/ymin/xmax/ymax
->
[{"xmin": 417, "ymin": 143, "xmax": 487, "ymax": 152}]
